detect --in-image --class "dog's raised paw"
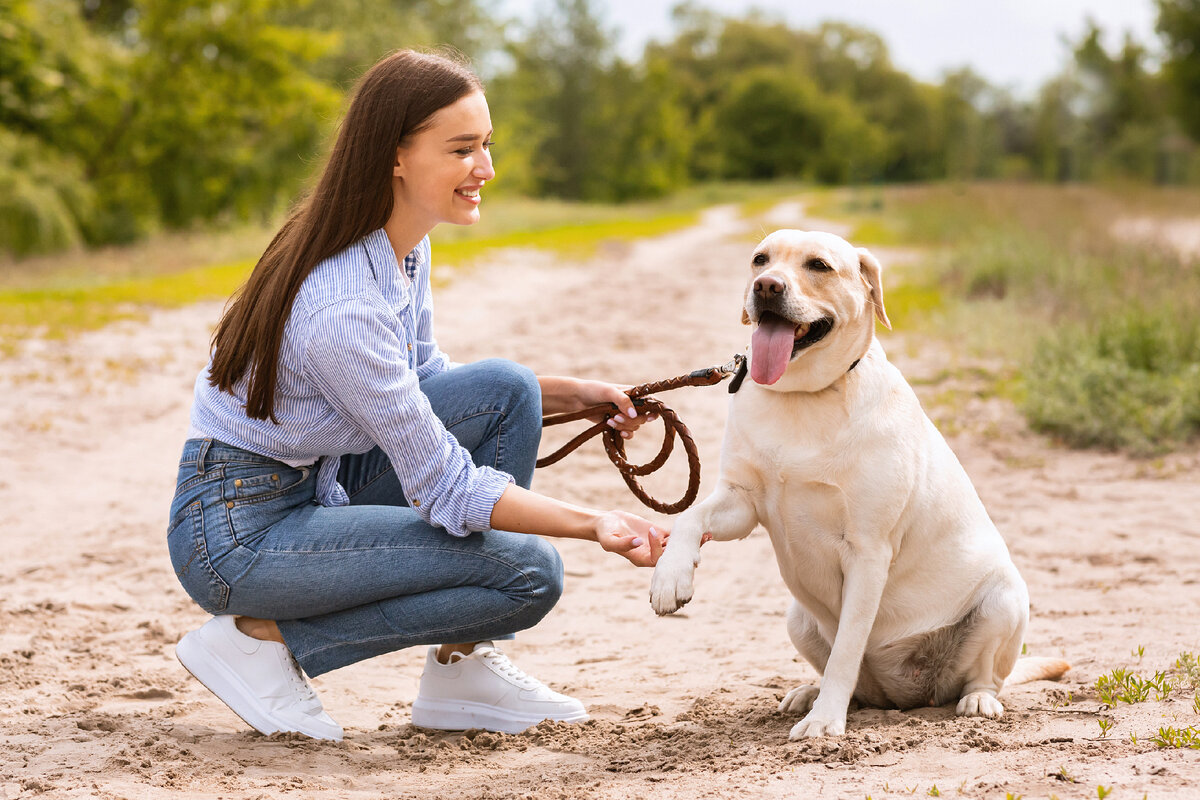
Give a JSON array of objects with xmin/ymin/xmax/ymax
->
[
  {"xmin": 788, "ymin": 711, "xmax": 846, "ymax": 740},
  {"xmin": 648, "ymin": 559, "xmax": 694, "ymax": 615},
  {"xmin": 956, "ymin": 691, "xmax": 1004, "ymax": 719},
  {"xmin": 778, "ymin": 685, "xmax": 820, "ymax": 715}
]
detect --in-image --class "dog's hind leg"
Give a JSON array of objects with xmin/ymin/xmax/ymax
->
[
  {"xmin": 951, "ymin": 571, "xmax": 1029, "ymax": 719},
  {"xmin": 779, "ymin": 601, "xmax": 829, "ymax": 716}
]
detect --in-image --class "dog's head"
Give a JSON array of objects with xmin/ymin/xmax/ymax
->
[{"xmin": 742, "ymin": 230, "xmax": 890, "ymax": 392}]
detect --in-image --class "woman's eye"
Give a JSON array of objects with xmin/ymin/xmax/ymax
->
[
  {"xmin": 454, "ymin": 147, "xmax": 473, "ymax": 156},
  {"xmin": 483, "ymin": 139, "xmax": 495, "ymax": 150}
]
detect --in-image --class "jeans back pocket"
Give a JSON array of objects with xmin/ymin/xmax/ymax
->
[{"xmin": 167, "ymin": 501, "xmax": 231, "ymax": 614}]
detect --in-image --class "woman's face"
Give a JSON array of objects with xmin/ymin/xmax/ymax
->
[{"xmin": 393, "ymin": 91, "xmax": 495, "ymax": 229}]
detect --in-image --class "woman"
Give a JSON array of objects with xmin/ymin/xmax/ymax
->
[{"xmin": 167, "ymin": 49, "xmax": 665, "ymax": 742}]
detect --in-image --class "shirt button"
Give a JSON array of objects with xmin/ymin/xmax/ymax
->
[
  {"xmin": 407, "ymin": 343, "xmax": 413, "ymax": 351},
  {"xmin": 226, "ymin": 501, "xmax": 234, "ymax": 509},
  {"xmin": 412, "ymin": 499, "xmax": 421, "ymax": 507}
]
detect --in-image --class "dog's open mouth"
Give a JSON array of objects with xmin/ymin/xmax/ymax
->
[{"xmin": 750, "ymin": 311, "xmax": 834, "ymax": 385}]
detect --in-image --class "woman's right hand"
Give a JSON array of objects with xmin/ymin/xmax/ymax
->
[{"xmin": 594, "ymin": 511, "xmax": 668, "ymax": 567}]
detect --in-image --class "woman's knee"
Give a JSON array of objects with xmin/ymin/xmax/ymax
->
[
  {"xmin": 476, "ymin": 358, "xmax": 541, "ymax": 421},
  {"xmin": 511, "ymin": 535, "xmax": 564, "ymax": 618}
]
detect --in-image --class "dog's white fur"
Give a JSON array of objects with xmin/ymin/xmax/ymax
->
[{"xmin": 649, "ymin": 230, "xmax": 1067, "ymax": 740}]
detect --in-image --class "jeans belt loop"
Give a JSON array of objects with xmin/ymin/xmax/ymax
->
[{"xmin": 196, "ymin": 438, "xmax": 212, "ymax": 475}]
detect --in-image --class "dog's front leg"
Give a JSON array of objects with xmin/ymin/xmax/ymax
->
[
  {"xmin": 649, "ymin": 482, "xmax": 757, "ymax": 615},
  {"xmin": 789, "ymin": 549, "xmax": 891, "ymax": 739}
]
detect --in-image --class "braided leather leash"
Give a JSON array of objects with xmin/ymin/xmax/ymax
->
[{"xmin": 536, "ymin": 354, "xmax": 747, "ymax": 514}]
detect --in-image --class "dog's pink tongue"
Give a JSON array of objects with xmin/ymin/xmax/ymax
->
[{"xmin": 750, "ymin": 315, "xmax": 796, "ymax": 385}]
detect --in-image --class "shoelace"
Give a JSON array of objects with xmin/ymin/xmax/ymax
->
[
  {"xmin": 283, "ymin": 654, "xmax": 322, "ymax": 712},
  {"xmin": 476, "ymin": 647, "xmax": 544, "ymax": 691}
]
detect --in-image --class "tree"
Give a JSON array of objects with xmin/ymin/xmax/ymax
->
[{"xmin": 1157, "ymin": 0, "xmax": 1200, "ymax": 140}]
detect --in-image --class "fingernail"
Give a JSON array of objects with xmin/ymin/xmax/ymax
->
[
  {"xmin": 631, "ymin": 538, "xmax": 643, "ymax": 547},
  {"xmin": 606, "ymin": 419, "xmax": 616, "ymax": 427},
  {"xmin": 621, "ymin": 431, "xmax": 631, "ymax": 439},
  {"xmin": 627, "ymin": 407, "xmax": 637, "ymax": 417},
  {"xmin": 614, "ymin": 415, "xmax": 626, "ymax": 423},
  {"xmin": 649, "ymin": 527, "xmax": 658, "ymax": 535}
]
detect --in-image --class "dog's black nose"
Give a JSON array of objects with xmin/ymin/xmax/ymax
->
[{"xmin": 753, "ymin": 275, "xmax": 785, "ymax": 298}]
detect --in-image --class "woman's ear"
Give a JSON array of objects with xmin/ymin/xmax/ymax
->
[{"xmin": 393, "ymin": 146, "xmax": 405, "ymax": 179}]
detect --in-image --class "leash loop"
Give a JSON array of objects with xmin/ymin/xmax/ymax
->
[{"xmin": 537, "ymin": 355, "xmax": 745, "ymax": 514}]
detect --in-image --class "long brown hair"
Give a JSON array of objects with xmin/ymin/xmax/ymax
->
[{"xmin": 208, "ymin": 50, "xmax": 483, "ymax": 421}]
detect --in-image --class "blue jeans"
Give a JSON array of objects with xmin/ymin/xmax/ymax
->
[{"xmin": 166, "ymin": 359, "xmax": 562, "ymax": 677}]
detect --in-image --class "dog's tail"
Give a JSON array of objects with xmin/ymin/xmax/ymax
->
[{"xmin": 1006, "ymin": 657, "xmax": 1071, "ymax": 685}]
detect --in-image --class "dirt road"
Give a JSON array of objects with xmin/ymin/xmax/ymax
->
[{"xmin": 2, "ymin": 205, "xmax": 1198, "ymax": 799}]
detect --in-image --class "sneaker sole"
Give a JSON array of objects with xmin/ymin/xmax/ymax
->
[
  {"xmin": 411, "ymin": 696, "xmax": 588, "ymax": 734},
  {"xmin": 175, "ymin": 630, "xmax": 341, "ymax": 741}
]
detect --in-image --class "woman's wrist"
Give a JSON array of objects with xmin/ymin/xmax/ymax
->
[{"xmin": 488, "ymin": 484, "xmax": 600, "ymax": 541}]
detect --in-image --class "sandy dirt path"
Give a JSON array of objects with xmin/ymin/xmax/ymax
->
[{"xmin": 2, "ymin": 204, "xmax": 1199, "ymax": 799}]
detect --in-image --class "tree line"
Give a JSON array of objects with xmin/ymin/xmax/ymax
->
[{"xmin": 3, "ymin": 0, "xmax": 1199, "ymax": 257}]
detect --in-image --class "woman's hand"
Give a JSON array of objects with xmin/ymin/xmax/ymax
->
[
  {"xmin": 540, "ymin": 376, "xmax": 658, "ymax": 439},
  {"xmin": 594, "ymin": 511, "xmax": 669, "ymax": 567}
]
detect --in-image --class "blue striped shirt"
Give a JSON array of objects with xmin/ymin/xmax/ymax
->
[{"xmin": 187, "ymin": 230, "xmax": 512, "ymax": 537}]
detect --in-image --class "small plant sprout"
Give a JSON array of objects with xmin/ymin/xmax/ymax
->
[
  {"xmin": 1005, "ymin": 794, "xmax": 1023, "ymax": 800},
  {"xmin": 1057, "ymin": 766, "xmax": 1076, "ymax": 783},
  {"xmin": 1097, "ymin": 718, "xmax": 1114, "ymax": 738},
  {"xmin": 1193, "ymin": 691, "xmax": 1200, "ymax": 715},
  {"xmin": 1133, "ymin": 644, "xmax": 1145, "ymax": 662},
  {"xmin": 1096, "ymin": 786, "xmax": 1113, "ymax": 799},
  {"xmin": 928, "ymin": 786, "xmax": 941, "ymax": 797}
]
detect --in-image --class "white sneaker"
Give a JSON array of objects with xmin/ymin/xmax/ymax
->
[
  {"xmin": 176, "ymin": 615, "xmax": 343, "ymax": 741},
  {"xmin": 411, "ymin": 642, "xmax": 588, "ymax": 734}
]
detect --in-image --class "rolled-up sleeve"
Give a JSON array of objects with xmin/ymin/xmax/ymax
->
[{"xmin": 302, "ymin": 295, "xmax": 511, "ymax": 536}]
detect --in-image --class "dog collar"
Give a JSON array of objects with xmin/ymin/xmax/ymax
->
[{"xmin": 728, "ymin": 354, "xmax": 862, "ymax": 394}]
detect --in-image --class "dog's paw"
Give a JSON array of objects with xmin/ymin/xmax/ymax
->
[
  {"xmin": 778, "ymin": 685, "xmax": 820, "ymax": 716},
  {"xmin": 956, "ymin": 691, "xmax": 1004, "ymax": 719},
  {"xmin": 788, "ymin": 711, "xmax": 846, "ymax": 740},
  {"xmin": 648, "ymin": 557, "xmax": 695, "ymax": 616}
]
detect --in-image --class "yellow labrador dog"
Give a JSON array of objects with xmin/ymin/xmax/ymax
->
[{"xmin": 649, "ymin": 230, "xmax": 1068, "ymax": 740}]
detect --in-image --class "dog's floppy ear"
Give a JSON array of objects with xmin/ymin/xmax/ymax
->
[{"xmin": 858, "ymin": 247, "xmax": 892, "ymax": 330}]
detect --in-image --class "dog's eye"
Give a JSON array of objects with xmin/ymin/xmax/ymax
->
[
  {"xmin": 806, "ymin": 258, "xmax": 833, "ymax": 272},
  {"xmin": 752, "ymin": 252, "xmax": 769, "ymax": 267}
]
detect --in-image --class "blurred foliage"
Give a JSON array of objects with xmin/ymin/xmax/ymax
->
[{"xmin": 3, "ymin": 0, "xmax": 1200, "ymax": 257}]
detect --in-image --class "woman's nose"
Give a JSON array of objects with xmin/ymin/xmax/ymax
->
[{"xmin": 473, "ymin": 150, "xmax": 495, "ymax": 180}]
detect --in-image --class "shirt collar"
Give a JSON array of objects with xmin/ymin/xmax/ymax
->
[{"xmin": 362, "ymin": 229, "xmax": 423, "ymax": 283}]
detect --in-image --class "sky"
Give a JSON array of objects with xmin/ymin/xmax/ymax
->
[{"xmin": 502, "ymin": 0, "xmax": 1161, "ymax": 97}]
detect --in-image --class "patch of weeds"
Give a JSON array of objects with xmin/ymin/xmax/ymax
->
[
  {"xmin": 1152, "ymin": 725, "xmax": 1200, "ymax": 749},
  {"xmin": 1172, "ymin": 652, "xmax": 1200, "ymax": 691},
  {"xmin": 1095, "ymin": 667, "xmax": 1172, "ymax": 707}
]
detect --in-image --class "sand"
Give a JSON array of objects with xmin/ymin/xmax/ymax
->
[{"xmin": 2, "ymin": 203, "xmax": 1199, "ymax": 799}]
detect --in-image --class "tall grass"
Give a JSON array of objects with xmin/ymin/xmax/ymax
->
[{"xmin": 829, "ymin": 183, "xmax": 1200, "ymax": 455}]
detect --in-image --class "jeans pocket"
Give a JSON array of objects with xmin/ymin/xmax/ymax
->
[{"xmin": 167, "ymin": 501, "xmax": 231, "ymax": 614}]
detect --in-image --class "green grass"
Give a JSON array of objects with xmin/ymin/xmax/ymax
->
[{"xmin": 0, "ymin": 181, "xmax": 807, "ymax": 350}]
